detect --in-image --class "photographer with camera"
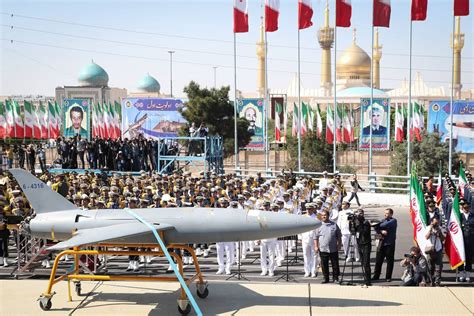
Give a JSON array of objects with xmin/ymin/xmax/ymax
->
[
  {"xmin": 350, "ymin": 208, "xmax": 372, "ymax": 286},
  {"xmin": 424, "ymin": 217, "xmax": 445, "ymax": 286},
  {"xmin": 337, "ymin": 201, "xmax": 360, "ymax": 263},
  {"xmin": 400, "ymin": 246, "xmax": 428, "ymax": 286}
]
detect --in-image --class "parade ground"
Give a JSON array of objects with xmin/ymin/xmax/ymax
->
[
  {"xmin": 1, "ymin": 279, "xmax": 473, "ymax": 315},
  {"xmin": 1, "ymin": 198, "xmax": 473, "ymax": 315}
]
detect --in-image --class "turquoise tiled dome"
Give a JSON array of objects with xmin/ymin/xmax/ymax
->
[
  {"xmin": 78, "ymin": 60, "xmax": 109, "ymax": 86},
  {"xmin": 137, "ymin": 74, "xmax": 160, "ymax": 93}
]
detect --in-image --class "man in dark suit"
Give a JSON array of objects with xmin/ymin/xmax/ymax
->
[
  {"xmin": 362, "ymin": 104, "xmax": 387, "ymax": 136},
  {"xmin": 458, "ymin": 199, "xmax": 474, "ymax": 282}
]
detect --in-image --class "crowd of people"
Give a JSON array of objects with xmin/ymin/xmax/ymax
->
[{"xmin": 0, "ymin": 164, "xmax": 472, "ymax": 287}]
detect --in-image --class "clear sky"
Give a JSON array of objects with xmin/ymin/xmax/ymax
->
[{"xmin": 0, "ymin": 0, "xmax": 472, "ymax": 97}]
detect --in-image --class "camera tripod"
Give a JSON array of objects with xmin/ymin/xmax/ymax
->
[
  {"xmin": 226, "ymin": 241, "xmax": 249, "ymax": 281},
  {"xmin": 339, "ymin": 233, "xmax": 368, "ymax": 286}
]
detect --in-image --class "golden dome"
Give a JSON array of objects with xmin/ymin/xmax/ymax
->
[{"xmin": 336, "ymin": 36, "xmax": 371, "ymax": 80}]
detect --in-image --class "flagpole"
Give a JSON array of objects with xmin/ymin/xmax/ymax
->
[
  {"xmin": 333, "ymin": 24, "xmax": 337, "ymax": 173},
  {"xmin": 407, "ymin": 20, "xmax": 413, "ymax": 177},
  {"xmin": 448, "ymin": 14, "xmax": 455, "ymax": 175},
  {"xmin": 233, "ymin": 33, "xmax": 239, "ymax": 169},
  {"xmin": 369, "ymin": 21, "xmax": 374, "ymax": 176},
  {"xmin": 264, "ymin": 30, "xmax": 269, "ymax": 171},
  {"xmin": 297, "ymin": 28, "xmax": 302, "ymax": 172}
]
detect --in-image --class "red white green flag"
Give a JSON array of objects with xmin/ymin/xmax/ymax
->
[
  {"xmin": 275, "ymin": 101, "xmax": 282, "ymax": 142},
  {"xmin": 48, "ymin": 101, "xmax": 57, "ymax": 138},
  {"xmin": 458, "ymin": 161, "xmax": 468, "ymax": 199},
  {"xmin": 39, "ymin": 102, "xmax": 48, "ymax": 139},
  {"xmin": 0, "ymin": 101, "xmax": 6, "ymax": 139},
  {"xmin": 395, "ymin": 103, "xmax": 404, "ymax": 142},
  {"xmin": 5, "ymin": 100, "xmax": 15, "ymax": 138},
  {"xmin": 301, "ymin": 102, "xmax": 308, "ymax": 137},
  {"xmin": 411, "ymin": 102, "xmax": 422, "ymax": 141},
  {"xmin": 55, "ymin": 101, "xmax": 62, "ymax": 137},
  {"xmin": 12, "ymin": 100, "xmax": 24, "ymax": 138},
  {"xmin": 114, "ymin": 101, "xmax": 122, "ymax": 139},
  {"xmin": 292, "ymin": 103, "xmax": 298, "ymax": 137},
  {"xmin": 445, "ymin": 190, "xmax": 465, "ymax": 269},
  {"xmin": 436, "ymin": 172, "xmax": 443, "ymax": 207},
  {"xmin": 335, "ymin": 104, "xmax": 343, "ymax": 143},
  {"xmin": 342, "ymin": 105, "xmax": 353, "ymax": 143},
  {"xmin": 326, "ymin": 104, "xmax": 334, "ymax": 144},
  {"xmin": 315, "ymin": 104, "xmax": 323, "ymax": 139},
  {"xmin": 409, "ymin": 168, "xmax": 429, "ymax": 256},
  {"xmin": 24, "ymin": 101, "xmax": 34, "ymax": 138}
]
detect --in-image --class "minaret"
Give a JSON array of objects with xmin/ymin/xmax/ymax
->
[
  {"xmin": 256, "ymin": 19, "xmax": 266, "ymax": 98},
  {"xmin": 451, "ymin": 16, "xmax": 464, "ymax": 98},
  {"xmin": 317, "ymin": 0, "xmax": 334, "ymax": 96},
  {"xmin": 372, "ymin": 28, "xmax": 382, "ymax": 89}
]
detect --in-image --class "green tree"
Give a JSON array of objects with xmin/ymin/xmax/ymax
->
[
  {"xmin": 389, "ymin": 133, "xmax": 459, "ymax": 177},
  {"xmin": 180, "ymin": 81, "xmax": 252, "ymax": 157}
]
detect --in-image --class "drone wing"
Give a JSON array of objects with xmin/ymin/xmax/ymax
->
[{"xmin": 47, "ymin": 222, "xmax": 173, "ymax": 250}]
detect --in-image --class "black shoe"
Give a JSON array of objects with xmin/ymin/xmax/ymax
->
[
  {"xmin": 386, "ymin": 278, "xmax": 392, "ymax": 282},
  {"xmin": 322, "ymin": 279, "xmax": 330, "ymax": 284},
  {"xmin": 371, "ymin": 276, "xmax": 379, "ymax": 281},
  {"xmin": 333, "ymin": 277, "xmax": 339, "ymax": 283}
]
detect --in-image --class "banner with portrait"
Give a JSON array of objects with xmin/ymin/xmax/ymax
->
[
  {"xmin": 121, "ymin": 98, "xmax": 187, "ymax": 140},
  {"xmin": 427, "ymin": 100, "xmax": 474, "ymax": 153},
  {"xmin": 238, "ymin": 98, "xmax": 264, "ymax": 150},
  {"xmin": 62, "ymin": 99, "xmax": 91, "ymax": 139},
  {"xmin": 359, "ymin": 98, "xmax": 391, "ymax": 151}
]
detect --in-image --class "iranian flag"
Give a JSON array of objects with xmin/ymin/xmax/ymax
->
[
  {"xmin": 33, "ymin": 103, "xmax": 42, "ymax": 139},
  {"xmin": 0, "ymin": 101, "xmax": 6, "ymax": 139},
  {"xmin": 275, "ymin": 101, "xmax": 282, "ymax": 142},
  {"xmin": 12, "ymin": 100, "xmax": 24, "ymax": 138},
  {"xmin": 458, "ymin": 162, "xmax": 468, "ymax": 199},
  {"xmin": 5, "ymin": 100, "xmax": 15, "ymax": 138},
  {"xmin": 308, "ymin": 106, "xmax": 314, "ymax": 132},
  {"xmin": 114, "ymin": 101, "xmax": 122, "ymax": 138},
  {"xmin": 292, "ymin": 103, "xmax": 298, "ymax": 137},
  {"xmin": 395, "ymin": 103, "xmax": 405, "ymax": 142},
  {"xmin": 48, "ymin": 101, "xmax": 57, "ymax": 138},
  {"xmin": 326, "ymin": 104, "xmax": 334, "ymax": 144},
  {"xmin": 234, "ymin": 0, "xmax": 249, "ymax": 33},
  {"xmin": 373, "ymin": 0, "xmax": 391, "ymax": 28},
  {"xmin": 301, "ymin": 102, "xmax": 308, "ymax": 137},
  {"xmin": 445, "ymin": 190, "xmax": 465, "ymax": 269},
  {"xmin": 342, "ymin": 106, "xmax": 353, "ymax": 143},
  {"xmin": 454, "ymin": 0, "xmax": 469, "ymax": 16},
  {"xmin": 92, "ymin": 103, "xmax": 97, "ymax": 138},
  {"xmin": 108, "ymin": 102, "xmax": 115, "ymax": 139},
  {"xmin": 24, "ymin": 100, "xmax": 34, "ymax": 138},
  {"xmin": 39, "ymin": 102, "xmax": 48, "ymax": 139},
  {"xmin": 298, "ymin": 0, "xmax": 313, "ymax": 30},
  {"xmin": 98, "ymin": 103, "xmax": 105, "ymax": 138},
  {"xmin": 436, "ymin": 173, "xmax": 443, "ymax": 207},
  {"xmin": 315, "ymin": 104, "xmax": 323, "ymax": 139},
  {"xmin": 335, "ymin": 104, "xmax": 343, "ymax": 143},
  {"xmin": 265, "ymin": 0, "xmax": 280, "ymax": 32},
  {"xmin": 55, "ymin": 101, "xmax": 62, "ymax": 137},
  {"xmin": 411, "ymin": 0, "xmax": 428, "ymax": 21},
  {"xmin": 336, "ymin": 0, "xmax": 352, "ymax": 27},
  {"xmin": 412, "ymin": 102, "xmax": 422, "ymax": 141},
  {"xmin": 409, "ymin": 168, "xmax": 429, "ymax": 256}
]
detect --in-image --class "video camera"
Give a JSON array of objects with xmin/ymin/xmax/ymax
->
[{"xmin": 404, "ymin": 254, "xmax": 415, "ymax": 259}]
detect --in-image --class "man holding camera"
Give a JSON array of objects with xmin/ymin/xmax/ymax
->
[
  {"xmin": 400, "ymin": 246, "xmax": 428, "ymax": 286},
  {"xmin": 373, "ymin": 208, "xmax": 397, "ymax": 282},
  {"xmin": 351, "ymin": 208, "xmax": 372, "ymax": 286},
  {"xmin": 424, "ymin": 217, "xmax": 445, "ymax": 286}
]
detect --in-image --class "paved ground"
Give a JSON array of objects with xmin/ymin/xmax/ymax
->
[
  {"xmin": 0, "ymin": 279, "xmax": 472, "ymax": 315},
  {"xmin": 0, "ymin": 204, "xmax": 473, "ymax": 315}
]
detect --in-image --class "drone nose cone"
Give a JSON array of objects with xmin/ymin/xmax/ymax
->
[{"xmin": 258, "ymin": 211, "xmax": 321, "ymax": 237}]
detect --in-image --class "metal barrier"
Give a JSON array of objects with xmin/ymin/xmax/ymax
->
[{"xmin": 225, "ymin": 168, "xmax": 459, "ymax": 194}]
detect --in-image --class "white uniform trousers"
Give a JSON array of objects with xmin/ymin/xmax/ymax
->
[
  {"xmin": 342, "ymin": 234, "xmax": 360, "ymax": 260},
  {"xmin": 275, "ymin": 240, "xmax": 285, "ymax": 263},
  {"xmin": 216, "ymin": 242, "xmax": 235, "ymax": 272},
  {"xmin": 260, "ymin": 239, "xmax": 276, "ymax": 274},
  {"xmin": 302, "ymin": 240, "xmax": 316, "ymax": 275}
]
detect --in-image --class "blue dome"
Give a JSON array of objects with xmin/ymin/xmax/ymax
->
[
  {"xmin": 78, "ymin": 60, "xmax": 109, "ymax": 86},
  {"xmin": 137, "ymin": 74, "xmax": 160, "ymax": 93},
  {"xmin": 338, "ymin": 86, "xmax": 388, "ymax": 97}
]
